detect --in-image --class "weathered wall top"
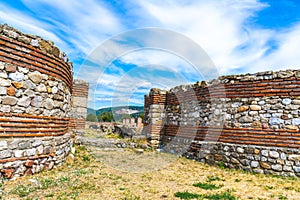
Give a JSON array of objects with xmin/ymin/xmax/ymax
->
[
  {"xmin": 0, "ymin": 24, "xmax": 70, "ymax": 63},
  {"xmin": 169, "ymin": 69, "xmax": 300, "ymax": 91}
]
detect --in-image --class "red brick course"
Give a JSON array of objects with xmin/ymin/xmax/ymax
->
[
  {"xmin": 0, "ymin": 35, "xmax": 72, "ymax": 91},
  {"xmin": 0, "ymin": 113, "xmax": 69, "ymax": 137}
]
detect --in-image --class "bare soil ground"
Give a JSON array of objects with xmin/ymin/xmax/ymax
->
[{"xmin": 1, "ymin": 144, "xmax": 300, "ymax": 200}]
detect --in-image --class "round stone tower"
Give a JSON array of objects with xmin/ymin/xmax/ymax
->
[{"xmin": 0, "ymin": 24, "xmax": 73, "ymax": 179}]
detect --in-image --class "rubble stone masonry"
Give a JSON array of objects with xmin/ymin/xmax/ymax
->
[{"xmin": 144, "ymin": 69, "xmax": 300, "ymax": 177}]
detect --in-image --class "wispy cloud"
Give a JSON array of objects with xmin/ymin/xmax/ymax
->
[
  {"xmin": 0, "ymin": 3, "xmax": 64, "ymax": 46},
  {"xmin": 1, "ymin": 0, "xmax": 300, "ymax": 108},
  {"xmin": 15, "ymin": 0, "xmax": 124, "ymax": 66}
]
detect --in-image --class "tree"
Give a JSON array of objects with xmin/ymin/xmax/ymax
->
[
  {"xmin": 98, "ymin": 112, "xmax": 114, "ymax": 122},
  {"xmin": 138, "ymin": 113, "xmax": 145, "ymax": 123},
  {"xmin": 86, "ymin": 113, "xmax": 97, "ymax": 122}
]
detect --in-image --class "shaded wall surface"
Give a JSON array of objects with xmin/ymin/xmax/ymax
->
[
  {"xmin": 144, "ymin": 69, "xmax": 300, "ymax": 177},
  {"xmin": 0, "ymin": 24, "xmax": 75, "ymax": 179}
]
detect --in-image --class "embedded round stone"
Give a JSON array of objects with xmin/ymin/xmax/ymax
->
[
  {"xmin": 28, "ymin": 71, "xmax": 43, "ymax": 84},
  {"xmin": 17, "ymin": 96, "xmax": 31, "ymax": 107},
  {"xmin": 249, "ymin": 105, "xmax": 261, "ymax": 111},
  {"xmin": 12, "ymin": 82, "xmax": 23, "ymax": 89},
  {"xmin": 238, "ymin": 106, "xmax": 248, "ymax": 112},
  {"xmin": 269, "ymin": 118, "xmax": 283, "ymax": 125},
  {"xmin": 7, "ymin": 86, "xmax": 15, "ymax": 96},
  {"xmin": 31, "ymin": 95, "xmax": 43, "ymax": 107},
  {"xmin": 8, "ymin": 72, "xmax": 24, "ymax": 82},
  {"xmin": 292, "ymin": 118, "xmax": 300, "ymax": 126},
  {"xmin": 282, "ymin": 98, "xmax": 292, "ymax": 105},
  {"xmin": 2, "ymin": 96, "xmax": 17, "ymax": 105},
  {"xmin": 45, "ymin": 98, "xmax": 54, "ymax": 109}
]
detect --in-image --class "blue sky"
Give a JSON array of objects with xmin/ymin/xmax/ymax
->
[{"xmin": 1, "ymin": 0, "xmax": 300, "ymax": 109}]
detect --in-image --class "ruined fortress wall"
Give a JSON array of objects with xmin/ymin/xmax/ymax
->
[
  {"xmin": 0, "ymin": 24, "xmax": 73, "ymax": 179},
  {"xmin": 144, "ymin": 70, "xmax": 300, "ymax": 177}
]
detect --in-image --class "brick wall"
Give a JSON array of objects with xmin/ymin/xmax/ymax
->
[{"xmin": 144, "ymin": 69, "xmax": 300, "ymax": 177}]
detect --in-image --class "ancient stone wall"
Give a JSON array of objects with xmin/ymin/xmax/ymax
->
[
  {"xmin": 0, "ymin": 24, "xmax": 74, "ymax": 179},
  {"xmin": 144, "ymin": 69, "xmax": 300, "ymax": 177}
]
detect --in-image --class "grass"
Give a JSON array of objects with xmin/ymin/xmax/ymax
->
[
  {"xmin": 206, "ymin": 175, "xmax": 224, "ymax": 182},
  {"xmin": 192, "ymin": 182, "xmax": 222, "ymax": 190},
  {"xmin": 174, "ymin": 190, "xmax": 236, "ymax": 200},
  {"xmin": 1, "ymin": 144, "xmax": 300, "ymax": 199},
  {"xmin": 174, "ymin": 191, "xmax": 201, "ymax": 199},
  {"xmin": 203, "ymin": 191, "xmax": 237, "ymax": 200}
]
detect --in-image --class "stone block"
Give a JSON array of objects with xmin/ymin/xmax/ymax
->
[
  {"xmin": 250, "ymin": 105, "xmax": 261, "ymax": 111},
  {"xmin": 0, "ymin": 141, "xmax": 8, "ymax": 150},
  {"xmin": 251, "ymin": 161, "xmax": 259, "ymax": 168},
  {"xmin": 269, "ymin": 151, "xmax": 279, "ymax": 159},
  {"xmin": 8, "ymin": 72, "xmax": 24, "ymax": 82},
  {"xmin": 2, "ymin": 96, "xmax": 17, "ymax": 105},
  {"xmin": 260, "ymin": 161, "xmax": 271, "ymax": 169},
  {"xmin": 269, "ymin": 117, "xmax": 283, "ymax": 125},
  {"xmin": 28, "ymin": 71, "xmax": 43, "ymax": 84},
  {"xmin": 292, "ymin": 118, "xmax": 300, "ymax": 126},
  {"xmin": 0, "ymin": 78, "xmax": 11, "ymax": 86},
  {"xmin": 0, "ymin": 150, "xmax": 12, "ymax": 159},
  {"xmin": 1, "ymin": 169, "xmax": 14, "ymax": 178},
  {"xmin": 26, "ymin": 148, "xmax": 36, "ymax": 156},
  {"xmin": 288, "ymin": 154, "xmax": 300, "ymax": 161},
  {"xmin": 271, "ymin": 164, "xmax": 283, "ymax": 172},
  {"xmin": 282, "ymin": 98, "xmax": 292, "ymax": 105},
  {"xmin": 15, "ymin": 150, "xmax": 25, "ymax": 158},
  {"xmin": 6, "ymin": 86, "xmax": 15, "ymax": 96}
]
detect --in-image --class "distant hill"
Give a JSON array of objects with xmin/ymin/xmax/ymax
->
[{"xmin": 87, "ymin": 106, "xmax": 144, "ymax": 118}]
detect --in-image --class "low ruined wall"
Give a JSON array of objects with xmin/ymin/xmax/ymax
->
[
  {"xmin": 0, "ymin": 24, "xmax": 73, "ymax": 179},
  {"xmin": 0, "ymin": 133, "xmax": 73, "ymax": 179},
  {"xmin": 144, "ymin": 69, "xmax": 300, "ymax": 177}
]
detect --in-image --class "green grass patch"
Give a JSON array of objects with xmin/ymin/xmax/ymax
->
[
  {"xmin": 174, "ymin": 191, "xmax": 201, "ymax": 199},
  {"xmin": 278, "ymin": 194, "xmax": 288, "ymax": 200},
  {"xmin": 204, "ymin": 191, "xmax": 237, "ymax": 200},
  {"xmin": 10, "ymin": 185, "xmax": 36, "ymax": 197},
  {"xmin": 193, "ymin": 182, "xmax": 222, "ymax": 190},
  {"xmin": 264, "ymin": 185, "xmax": 274, "ymax": 190},
  {"xmin": 206, "ymin": 175, "xmax": 225, "ymax": 182}
]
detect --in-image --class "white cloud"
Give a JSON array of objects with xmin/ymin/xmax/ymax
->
[
  {"xmin": 0, "ymin": 4, "xmax": 65, "ymax": 47},
  {"xmin": 132, "ymin": 0, "xmax": 273, "ymax": 74},
  {"xmin": 2, "ymin": 0, "xmax": 300, "ymax": 108},
  {"xmin": 249, "ymin": 24, "xmax": 300, "ymax": 73},
  {"xmin": 15, "ymin": 0, "xmax": 124, "ymax": 64}
]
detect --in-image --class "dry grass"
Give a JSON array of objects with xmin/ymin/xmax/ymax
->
[{"xmin": 1, "ymin": 145, "xmax": 300, "ymax": 200}]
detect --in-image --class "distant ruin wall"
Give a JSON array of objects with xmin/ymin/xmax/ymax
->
[
  {"xmin": 0, "ymin": 24, "xmax": 74, "ymax": 179},
  {"xmin": 69, "ymin": 79, "xmax": 89, "ymax": 133},
  {"xmin": 144, "ymin": 69, "xmax": 300, "ymax": 177}
]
